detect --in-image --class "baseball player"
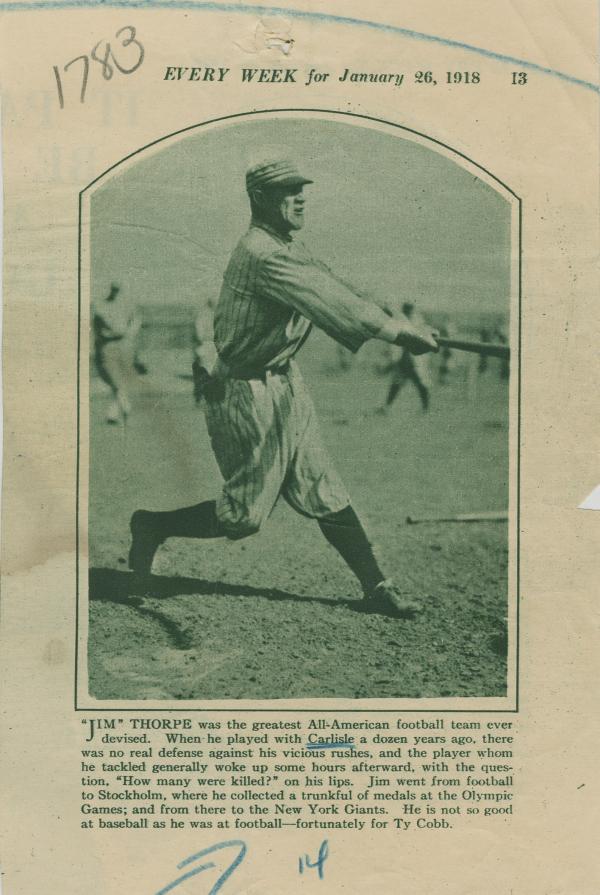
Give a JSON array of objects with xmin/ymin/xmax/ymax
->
[
  {"xmin": 192, "ymin": 297, "xmax": 217, "ymax": 404},
  {"xmin": 437, "ymin": 321, "xmax": 455, "ymax": 385},
  {"xmin": 492, "ymin": 322, "xmax": 510, "ymax": 380},
  {"xmin": 92, "ymin": 283, "xmax": 141, "ymax": 424},
  {"xmin": 129, "ymin": 159, "xmax": 438, "ymax": 617},
  {"xmin": 376, "ymin": 301, "xmax": 433, "ymax": 414}
]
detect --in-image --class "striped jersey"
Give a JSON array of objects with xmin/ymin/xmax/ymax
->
[{"xmin": 213, "ymin": 222, "xmax": 390, "ymax": 376}]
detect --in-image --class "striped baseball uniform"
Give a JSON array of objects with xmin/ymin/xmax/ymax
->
[{"xmin": 203, "ymin": 222, "xmax": 393, "ymax": 539}]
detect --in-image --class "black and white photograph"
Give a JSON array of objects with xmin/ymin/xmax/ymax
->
[{"xmin": 83, "ymin": 112, "xmax": 517, "ymax": 702}]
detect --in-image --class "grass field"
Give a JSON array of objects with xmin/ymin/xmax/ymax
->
[{"xmin": 87, "ymin": 335, "xmax": 510, "ymax": 701}]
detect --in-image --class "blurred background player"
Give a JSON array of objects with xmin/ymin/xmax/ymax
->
[
  {"xmin": 477, "ymin": 320, "xmax": 509, "ymax": 381},
  {"xmin": 437, "ymin": 320, "xmax": 455, "ymax": 385},
  {"xmin": 92, "ymin": 283, "xmax": 144, "ymax": 424},
  {"xmin": 478, "ymin": 325, "xmax": 492, "ymax": 375},
  {"xmin": 191, "ymin": 297, "xmax": 217, "ymax": 404},
  {"xmin": 377, "ymin": 300, "xmax": 433, "ymax": 414},
  {"xmin": 492, "ymin": 320, "xmax": 510, "ymax": 380}
]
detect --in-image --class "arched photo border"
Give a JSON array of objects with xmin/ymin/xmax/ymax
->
[{"xmin": 76, "ymin": 108, "xmax": 521, "ymax": 713}]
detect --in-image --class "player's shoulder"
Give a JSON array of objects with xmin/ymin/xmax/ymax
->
[{"xmin": 236, "ymin": 224, "xmax": 289, "ymax": 261}]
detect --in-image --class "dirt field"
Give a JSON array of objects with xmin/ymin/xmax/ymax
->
[{"xmin": 87, "ymin": 338, "xmax": 510, "ymax": 701}]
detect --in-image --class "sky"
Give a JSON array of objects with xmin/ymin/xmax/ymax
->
[{"xmin": 90, "ymin": 116, "xmax": 512, "ymax": 317}]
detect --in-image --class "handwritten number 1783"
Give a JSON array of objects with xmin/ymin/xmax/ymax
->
[{"xmin": 53, "ymin": 26, "xmax": 144, "ymax": 108}]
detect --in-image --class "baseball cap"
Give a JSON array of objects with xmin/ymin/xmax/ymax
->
[{"xmin": 246, "ymin": 158, "xmax": 313, "ymax": 193}]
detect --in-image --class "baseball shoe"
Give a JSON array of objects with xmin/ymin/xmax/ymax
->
[
  {"xmin": 118, "ymin": 392, "xmax": 131, "ymax": 420},
  {"xmin": 106, "ymin": 400, "xmax": 121, "ymax": 425},
  {"xmin": 365, "ymin": 579, "xmax": 422, "ymax": 619},
  {"xmin": 128, "ymin": 510, "xmax": 164, "ymax": 576}
]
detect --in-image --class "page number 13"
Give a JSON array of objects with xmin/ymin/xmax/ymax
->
[{"xmin": 52, "ymin": 26, "xmax": 144, "ymax": 108}]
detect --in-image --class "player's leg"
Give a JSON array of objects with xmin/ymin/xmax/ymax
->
[
  {"xmin": 283, "ymin": 369, "xmax": 420, "ymax": 616},
  {"xmin": 116, "ymin": 335, "xmax": 136, "ymax": 419},
  {"xmin": 375, "ymin": 376, "xmax": 404, "ymax": 415},
  {"xmin": 105, "ymin": 393, "xmax": 121, "ymax": 425},
  {"xmin": 128, "ymin": 501, "xmax": 223, "ymax": 575},
  {"xmin": 415, "ymin": 378, "xmax": 430, "ymax": 412},
  {"xmin": 94, "ymin": 342, "xmax": 120, "ymax": 424},
  {"xmin": 315, "ymin": 507, "xmax": 420, "ymax": 615},
  {"xmin": 208, "ymin": 375, "xmax": 291, "ymax": 537},
  {"xmin": 289, "ymin": 478, "xmax": 421, "ymax": 617},
  {"xmin": 388, "ymin": 377, "xmax": 406, "ymax": 404},
  {"xmin": 376, "ymin": 360, "xmax": 407, "ymax": 414},
  {"xmin": 129, "ymin": 376, "xmax": 288, "ymax": 575},
  {"xmin": 317, "ymin": 505, "xmax": 384, "ymax": 596},
  {"xmin": 101, "ymin": 340, "xmax": 133, "ymax": 423},
  {"xmin": 411, "ymin": 356, "xmax": 432, "ymax": 412}
]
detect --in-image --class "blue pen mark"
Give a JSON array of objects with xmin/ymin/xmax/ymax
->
[
  {"xmin": 155, "ymin": 840, "xmax": 247, "ymax": 895},
  {"xmin": 0, "ymin": 1, "xmax": 596, "ymax": 94},
  {"xmin": 305, "ymin": 741, "xmax": 355, "ymax": 750},
  {"xmin": 299, "ymin": 840, "xmax": 329, "ymax": 880}
]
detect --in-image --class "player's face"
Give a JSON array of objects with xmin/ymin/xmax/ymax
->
[
  {"xmin": 258, "ymin": 184, "xmax": 306, "ymax": 233},
  {"xmin": 275, "ymin": 184, "xmax": 306, "ymax": 231},
  {"xmin": 252, "ymin": 183, "xmax": 307, "ymax": 235}
]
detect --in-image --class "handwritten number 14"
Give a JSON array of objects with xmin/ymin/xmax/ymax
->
[
  {"xmin": 299, "ymin": 840, "xmax": 329, "ymax": 880},
  {"xmin": 53, "ymin": 26, "xmax": 144, "ymax": 108}
]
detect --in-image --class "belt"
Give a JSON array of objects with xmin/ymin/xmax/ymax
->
[{"xmin": 229, "ymin": 360, "xmax": 291, "ymax": 381}]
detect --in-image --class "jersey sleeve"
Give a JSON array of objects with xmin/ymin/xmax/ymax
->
[{"xmin": 258, "ymin": 249, "xmax": 392, "ymax": 352}]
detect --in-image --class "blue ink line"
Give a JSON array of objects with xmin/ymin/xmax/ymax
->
[
  {"xmin": 0, "ymin": 0, "xmax": 597, "ymax": 94},
  {"xmin": 155, "ymin": 861, "xmax": 216, "ymax": 895},
  {"xmin": 305, "ymin": 741, "xmax": 355, "ymax": 750},
  {"xmin": 155, "ymin": 840, "xmax": 247, "ymax": 895}
]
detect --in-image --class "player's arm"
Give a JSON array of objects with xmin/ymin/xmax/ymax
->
[
  {"xmin": 296, "ymin": 245, "xmax": 421, "ymax": 329},
  {"xmin": 310, "ymin": 262, "xmax": 438, "ymax": 354},
  {"xmin": 259, "ymin": 251, "xmax": 438, "ymax": 354},
  {"xmin": 378, "ymin": 314, "xmax": 439, "ymax": 355}
]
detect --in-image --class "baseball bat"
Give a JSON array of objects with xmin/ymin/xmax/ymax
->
[
  {"xmin": 406, "ymin": 511, "xmax": 508, "ymax": 524},
  {"xmin": 436, "ymin": 337, "xmax": 510, "ymax": 359}
]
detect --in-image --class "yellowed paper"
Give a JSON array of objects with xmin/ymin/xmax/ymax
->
[{"xmin": 1, "ymin": 2, "xmax": 598, "ymax": 893}]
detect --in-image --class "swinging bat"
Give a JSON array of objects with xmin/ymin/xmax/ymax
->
[{"xmin": 436, "ymin": 337, "xmax": 510, "ymax": 359}]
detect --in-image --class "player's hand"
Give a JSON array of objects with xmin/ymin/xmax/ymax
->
[
  {"xmin": 394, "ymin": 321, "xmax": 439, "ymax": 355},
  {"xmin": 192, "ymin": 359, "xmax": 225, "ymax": 403}
]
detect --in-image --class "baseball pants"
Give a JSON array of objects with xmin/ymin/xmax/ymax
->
[{"xmin": 203, "ymin": 361, "xmax": 351, "ymax": 539}]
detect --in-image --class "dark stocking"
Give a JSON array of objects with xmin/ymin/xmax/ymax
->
[{"xmin": 317, "ymin": 505, "xmax": 385, "ymax": 595}]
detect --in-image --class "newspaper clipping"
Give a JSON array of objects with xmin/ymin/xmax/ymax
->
[{"xmin": 1, "ymin": 2, "xmax": 598, "ymax": 893}]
